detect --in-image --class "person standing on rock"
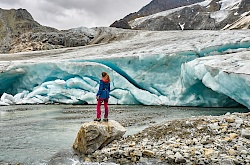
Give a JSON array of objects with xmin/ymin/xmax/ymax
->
[{"xmin": 94, "ymin": 72, "xmax": 110, "ymax": 122}]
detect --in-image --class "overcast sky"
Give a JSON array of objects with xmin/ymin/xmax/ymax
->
[{"xmin": 1, "ymin": 0, "xmax": 152, "ymax": 30}]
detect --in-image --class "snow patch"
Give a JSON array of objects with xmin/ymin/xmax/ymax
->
[
  {"xmin": 219, "ymin": 0, "xmax": 242, "ymax": 10},
  {"xmin": 210, "ymin": 10, "xmax": 230, "ymax": 23}
]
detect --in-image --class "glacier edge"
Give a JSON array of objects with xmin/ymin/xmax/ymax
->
[{"xmin": 0, "ymin": 30, "xmax": 249, "ymax": 109}]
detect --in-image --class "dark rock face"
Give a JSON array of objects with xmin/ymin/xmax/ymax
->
[
  {"xmin": 238, "ymin": 0, "xmax": 250, "ymax": 14},
  {"xmin": 15, "ymin": 8, "xmax": 34, "ymax": 21},
  {"xmin": 110, "ymin": 19, "xmax": 131, "ymax": 29},
  {"xmin": 207, "ymin": 0, "xmax": 221, "ymax": 12}
]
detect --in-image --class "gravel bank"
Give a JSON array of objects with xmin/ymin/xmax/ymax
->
[{"xmin": 87, "ymin": 112, "xmax": 250, "ymax": 165}]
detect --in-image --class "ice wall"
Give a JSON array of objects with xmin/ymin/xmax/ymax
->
[
  {"xmin": 0, "ymin": 30, "xmax": 249, "ymax": 108},
  {"xmin": 181, "ymin": 51, "xmax": 250, "ymax": 109}
]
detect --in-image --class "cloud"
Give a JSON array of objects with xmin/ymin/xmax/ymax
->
[{"xmin": 1, "ymin": 0, "xmax": 152, "ymax": 30}]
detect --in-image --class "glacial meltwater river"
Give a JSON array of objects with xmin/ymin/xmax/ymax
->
[{"xmin": 0, "ymin": 105, "xmax": 249, "ymax": 165}]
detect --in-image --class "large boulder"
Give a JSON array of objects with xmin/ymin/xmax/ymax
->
[{"xmin": 72, "ymin": 120, "xmax": 126, "ymax": 154}]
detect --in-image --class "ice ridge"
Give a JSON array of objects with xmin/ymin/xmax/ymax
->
[{"xmin": 198, "ymin": 41, "xmax": 250, "ymax": 57}]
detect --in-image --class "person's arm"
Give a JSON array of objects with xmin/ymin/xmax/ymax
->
[
  {"xmin": 96, "ymin": 80, "xmax": 103, "ymax": 97},
  {"xmin": 108, "ymin": 82, "xmax": 110, "ymax": 92}
]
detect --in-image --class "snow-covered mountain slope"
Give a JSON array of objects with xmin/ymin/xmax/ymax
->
[
  {"xmin": 112, "ymin": 0, "xmax": 204, "ymax": 27},
  {"xmin": 0, "ymin": 28, "xmax": 249, "ymax": 108},
  {"xmin": 128, "ymin": 0, "xmax": 250, "ymax": 30}
]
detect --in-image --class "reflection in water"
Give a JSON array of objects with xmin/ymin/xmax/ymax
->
[{"xmin": 0, "ymin": 105, "xmax": 248, "ymax": 164}]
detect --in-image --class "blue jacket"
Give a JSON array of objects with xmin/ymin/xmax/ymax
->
[{"xmin": 96, "ymin": 80, "xmax": 110, "ymax": 99}]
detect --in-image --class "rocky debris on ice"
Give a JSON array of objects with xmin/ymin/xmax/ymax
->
[
  {"xmin": 73, "ymin": 120, "xmax": 126, "ymax": 154},
  {"xmin": 83, "ymin": 112, "xmax": 250, "ymax": 164}
]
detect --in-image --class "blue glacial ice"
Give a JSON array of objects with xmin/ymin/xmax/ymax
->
[{"xmin": 0, "ymin": 29, "xmax": 249, "ymax": 109}]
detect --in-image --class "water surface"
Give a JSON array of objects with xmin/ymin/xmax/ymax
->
[{"xmin": 0, "ymin": 105, "xmax": 248, "ymax": 164}]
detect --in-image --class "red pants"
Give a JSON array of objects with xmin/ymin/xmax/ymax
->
[{"xmin": 96, "ymin": 98, "xmax": 109, "ymax": 119}]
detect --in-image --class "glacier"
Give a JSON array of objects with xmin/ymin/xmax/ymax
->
[{"xmin": 0, "ymin": 28, "xmax": 249, "ymax": 109}]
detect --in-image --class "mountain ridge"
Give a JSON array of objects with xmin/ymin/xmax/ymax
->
[
  {"xmin": 111, "ymin": 0, "xmax": 250, "ymax": 30},
  {"xmin": 110, "ymin": 0, "xmax": 204, "ymax": 29}
]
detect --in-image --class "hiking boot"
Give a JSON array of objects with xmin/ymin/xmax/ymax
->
[
  {"xmin": 94, "ymin": 118, "xmax": 101, "ymax": 122},
  {"xmin": 103, "ymin": 118, "xmax": 108, "ymax": 122}
]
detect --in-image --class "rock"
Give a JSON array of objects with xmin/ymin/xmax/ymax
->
[
  {"xmin": 235, "ymin": 118, "xmax": 243, "ymax": 125},
  {"xmin": 142, "ymin": 150, "xmax": 155, "ymax": 157},
  {"xmin": 72, "ymin": 120, "xmax": 126, "ymax": 154},
  {"xmin": 228, "ymin": 149, "xmax": 236, "ymax": 156},
  {"xmin": 166, "ymin": 154, "xmax": 175, "ymax": 163},
  {"xmin": 220, "ymin": 159, "xmax": 234, "ymax": 165},
  {"xmin": 241, "ymin": 129, "xmax": 250, "ymax": 139},
  {"xmin": 225, "ymin": 117, "xmax": 235, "ymax": 123},
  {"xmin": 224, "ymin": 137, "xmax": 232, "ymax": 142},
  {"xmin": 230, "ymin": 133, "xmax": 237, "ymax": 139},
  {"xmin": 84, "ymin": 157, "xmax": 91, "ymax": 162},
  {"xmin": 185, "ymin": 120, "xmax": 193, "ymax": 127},
  {"xmin": 118, "ymin": 158, "xmax": 131, "ymax": 164},
  {"xmin": 139, "ymin": 157, "xmax": 148, "ymax": 163},
  {"xmin": 174, "ymin": 152, "xmax": 186, "ymax": 163},
  {"xmin": 165, "ymin": 150, "xmax": 174, "ymax": 156},
  {"xmin": 133, "ymin": 150, "xmax": 142, "ymax": 157},
  {"xmin": 204, "ymin": 148, "xmax": 219, "ymax": 159},
  {"xmin": 208, "ymin": 122, "xmax": 220, "ymax": 132},
  {"xmin": 240, "ymin": 150, "xmax": 248, "ymax": 155}
]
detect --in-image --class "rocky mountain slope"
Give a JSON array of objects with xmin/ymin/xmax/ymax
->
[
  {"xmin": 111, "ymin": 0, "xmax": 250, "ymax": 30},
  {"xmin": 0, "ymin": 8, "xmax": 118, "ymax": 54},
  {"xmin": 0, "ymin": 8, "xmax": 56, "ymax": 53},
  {"xmin": 110, "ymin": 0, "xmax": 204, "ymax": 29}
]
